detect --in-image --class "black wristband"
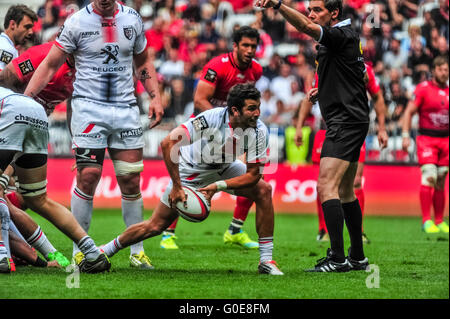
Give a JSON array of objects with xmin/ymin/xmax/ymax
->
[
  {"xmin": 273, "ymin": 0, "xmax": 282, "ymax": 10},
  {"xmin": 33, "ymin": 256, "xmax": 48, "ymax": 267}
]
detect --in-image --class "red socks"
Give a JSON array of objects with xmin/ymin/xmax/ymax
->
[
  {"xmin": 433, "ymin": 189, "xmax": 446, "ymax": 225},
  {"xmin": 420, "ymin": 185, "xmax": 433, "ymax": 224},
  {"xmin": 233, "ymin": 196, "xmax": 254, "ymax": 221}
]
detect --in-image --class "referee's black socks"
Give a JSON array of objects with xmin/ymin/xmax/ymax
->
[
  {"xmin": 342, "ymin": 199, "xmax": 365, "ymax": 261},
  {"xmin": 322, "ymin": 199, "xmax": 346, "ymax": 263}
]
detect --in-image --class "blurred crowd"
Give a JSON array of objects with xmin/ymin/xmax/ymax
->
[{"xmin": 2, "ymin": 0, "xmax": 449, "ymax": 162}]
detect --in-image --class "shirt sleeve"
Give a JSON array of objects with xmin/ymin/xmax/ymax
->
[
  {"xmin": 199, "ymin": 58, "xmax": 220, "ymax": 87},
  {"xmin": 55, "ymin": 15, "xmax": 78, "ymax": 54},
  {"xmin": 133, "ymin": 12, "xmax": 147, "ymax": 55},
  {"xmin": 318, "ymin": 26, "xmax": 348, "ymax": 50},
  {"xmin": 181, "ymin": 111, "xmax": 216, "ymax": 144},
  {"xmin": 11, "ymin": 44, "xmax": 48, "ymax": 83}
]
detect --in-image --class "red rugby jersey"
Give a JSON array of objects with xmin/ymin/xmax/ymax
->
[
  {"xmin": 12, "ymin": 41, "xmax": 75, "ymax": 114},
  {"xmin": 414, "ymin": 80, "xmax": 449, "ymax": 136},
  {"xmin": 199, "ymin": 52, "xmax": 262, "ymax": 107}
]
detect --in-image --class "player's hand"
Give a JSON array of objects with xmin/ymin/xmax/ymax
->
[
  {"xmin": 47, "ymin": 260, "xmax": 62, "ymax": 268},
  {"xmin": 168, "ymin": 185, "xmax": 187, "ymax": 209},
  {"xmin": 198, "ymin": 183, "xmax": 217, "ymax": 205},
  {"xmin": 402, "ymin": 137, "xmax": 410, "ymax": 152},
  {"xmin": 377, "ymin": 129, "xmax": 388, "ymax": 150},
  {"xmin": 148, "ymin": 100, "xmax": 164, "ymax": 129},
  {"xmin": 294, "ymin": 128, "xmax": 304, "ymax": 147},
  {"xmin": 254, "ymin": 0, "xmax": 278, "ymax": 9},
  {"xmin": 307, "ymin": 88, "xmax": 319, "ymax": 103}
]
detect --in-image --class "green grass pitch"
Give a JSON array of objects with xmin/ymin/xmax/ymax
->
[{"xmin": 1, "ymin": 209, "xmax": 448, "ymax": 299}]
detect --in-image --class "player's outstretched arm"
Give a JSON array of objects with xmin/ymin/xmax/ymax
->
[
  {"xmin": 372, "ymin": 91, "xmax": 389, "ymax": 150},
  {"xmin": 254, "ymin": 0, "xmax": 322, "ymax": 40},
  {"xmin": 401, "ymin": 101, "xmax": 419, "ymax": 152},
  {"xmin": 24, "ymin": 45, "xmax": 67, "ymax": 99},
  {"xmin": 160, "ymin": 126, "xmax": 191, "ymax": 207},
  {"xmin": 134, "ymin": 49, "xmax": 163, "ymax": 129}
]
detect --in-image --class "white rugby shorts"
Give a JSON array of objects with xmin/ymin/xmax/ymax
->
[
  {"xmin": 0, "ymin": 88, "xmax": 48, "ymax": 154},
  {"xmin": 161, "ymin": 159, "xmax": 247, "ymax": 207},
  {"xmin": 71, "ymin": 97, "xmax": 145, "ymax": 150}
]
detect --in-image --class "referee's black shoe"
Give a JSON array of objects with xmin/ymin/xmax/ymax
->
[
  {"xmin": 305, "ymin": 248, "xmax": 350, "ymax": 273},
  {"xmin": 347, "ymin": 248, "xmax": 369, "ymax": 271}
]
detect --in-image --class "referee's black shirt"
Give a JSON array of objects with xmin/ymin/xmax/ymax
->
[{"xmin": 316, "ymin": 19, "xmax": 369, "ymax": 126}]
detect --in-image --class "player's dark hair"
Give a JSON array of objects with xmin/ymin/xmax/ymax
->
[
  {"xmin": 232, "ymin": 26, "xmax": 260, "ymax": 45},
  {"xmin": 323, "ymin": 0, "xmax": 343, "ymax": 20},
  {"xmin": 433, "ymin": 56, "xmax": 449, "ymax": 69},
  {"xmin": 3, "ymin": 5, "xmax": 37, "ymax": 30},
  {"xmin": 227, "ymin": 83, "xmax": 261, "ymax": 115}
]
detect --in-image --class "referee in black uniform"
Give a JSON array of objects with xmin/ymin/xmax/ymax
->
[{"xmin": 256, "ymin": 0, "xmax": 375, "ymax": 272}]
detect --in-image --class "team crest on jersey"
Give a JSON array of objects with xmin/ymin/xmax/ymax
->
[
  {"xmin": 192, "ymin": 116, "xmax": 209, "ymax": 131},
  {"xmin": 18, "ymin": 59, "xmax": 35, "ymax": 76},
  {"xmin": 204, "ymin": 68, "xmax": 217, "ymax": 83},
  {"xmin": 0, "ymin": 50, "xmax": 13, "ymax": 64},
  {"xmin": 101, "ymin": 44, "xmax": 119, "ymax": 64},
  {"xmin": 123, "ymin": 26, "xmax": 134, "ymax": 40}
]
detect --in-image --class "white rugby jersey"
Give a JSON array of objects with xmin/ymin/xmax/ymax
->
[
  {"xmin": 179, "ymin": 107, "xmax": 269, "ymax": 169},
  {"xmin": 55, "ymin": 2, "xmax": 147, "ymax": 106},
  {"xmin": 0, "ymin": 33, "xmax": 18, "ymax": 71}
]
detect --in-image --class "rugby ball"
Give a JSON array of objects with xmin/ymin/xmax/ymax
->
[{"xmin": 175, "ymin": 185, "xmax": 211, "ymax": 222}]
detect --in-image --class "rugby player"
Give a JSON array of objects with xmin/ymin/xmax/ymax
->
[
  {"xmin": 101, "ymin": 83, "xmax": 284, "ymax": 275},
  {"xmin": 402, "ymin": 56, "xmax": 449, "ymax": 234},
  {"xmin": 24, "ymin": 0, "xmax": 164, "ymax": 269},
  {"xmin": 160, "ymin": 26, "xmax": 262, "ymax": 250}
]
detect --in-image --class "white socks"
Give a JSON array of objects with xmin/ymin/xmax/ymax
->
[
  {"xmin": 121, "ymin": 195, "xmax": 144, "ymax": 256},
  {"xmin": 71, "ymin": 187, "xmax": 93, "ymax": 256},
  {"xmin": 259, "ymin": 237, "xmax": 274, "ymax": 263},
  {"xmin": 102, "ymin": 236, "xmax": 122, "ymax": 258},
  {"xmin": 26, "ymin": 226, "xmax": 57, "ymax": 259},
  {"xmin": 77, "ymin": 236, "xmax": 100, "ymax": 261}
]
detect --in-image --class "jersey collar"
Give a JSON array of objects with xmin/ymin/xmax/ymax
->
[
  {"xmin": 332, "ymin": 19, "xmax": 351, "ymax": 28},
  {"xmin": 90, "ymin": 3, "xmax": 120, "ymax": 18}
]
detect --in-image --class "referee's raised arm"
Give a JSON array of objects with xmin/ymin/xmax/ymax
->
[{"xmin": 254, "ymin": 0, "xmax": 338, "ymax": 41}]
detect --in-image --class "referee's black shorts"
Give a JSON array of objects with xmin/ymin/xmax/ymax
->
[{"xmin": 321, "ymin": 123, "xmax": 369, "ymax": 162}]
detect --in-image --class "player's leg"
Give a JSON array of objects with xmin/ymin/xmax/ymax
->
[
  {"xmin": 102, "ymin": 200, "xmax": 179, "ymax": 261},
  {"xmin": 110, "ymin": 147, "xmax": 153, "ymax": 269},
  {"xmin": 416, "ymin": 135, "xmax": 440, "ymax": 233},
  {"xmin": 7, "ymin": 200, "xmax": 70, "ymax": 266},
  {"xmin": 70, "ymin": 148, "xmax": 104, "ymax": 261},
  {"xmin": 434, "ymin": 138, "xmax": 449, "ymax": 233},
  {"xmin": 224, "ymin": 195, "xmax": 258, "ymax": 249},
  {"xmin": 312, "ymin": 130, "xmax": 328, "ymax": 241},
  {"xmin": 0, "ymin": 151, "xmax": 17, "ymax": 273},
  {"xmin": 434, "ymin": 166, "xmax": 449, "ymax": 233},
  {"xmin": 354, "ymin": 161, "xmax": 369, "ymax": 243},
  {"xmin": 160, "ymin": 217, "xmax": 179, "ymax": 249},
  {"xmin": 14, "ymin": 154, "xmax": 110, "ymax": 273},
  {"xmin": 339, "ymin": 162, "xmax": 367, "ymax": 265}
]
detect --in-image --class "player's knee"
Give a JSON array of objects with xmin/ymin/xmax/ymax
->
[
  {"xmin": 77, "ymin": 166, "xmax": 102, "ymax": 193},
  {"xmin": 436, "ymin": 166, "xmax": 449, "ymax": 190},
  {"xmin": 113, "ymin": 160, "xmax": 144, "ymax": 177},
  {"xmin": 22, "ymin": 193, "xmax": 48, "ymax": 213},
  {"xmin": 421, "ymin": 164, "xmax": 438, "ymax": 187},
  {"xmin": 255, "ymin": 181, "xmax": 272, "ymax": 201}
]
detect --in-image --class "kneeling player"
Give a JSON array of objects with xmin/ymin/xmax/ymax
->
[
  {"xmin": 0, "ymin": 86, "xmax": 110, "ymax": 273},
  {"xmin": 101, "ymin": 84, "xmax": 283, "ymax": 275}
]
